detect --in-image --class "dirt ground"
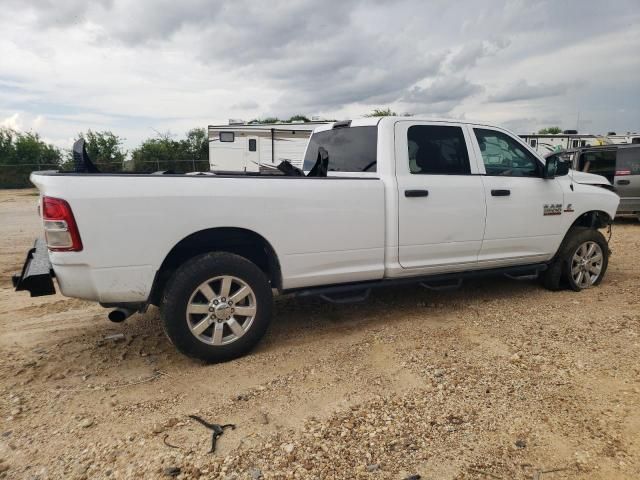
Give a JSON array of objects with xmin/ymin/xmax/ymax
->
[{"xmin": 0, "ymin": 188, "xmax": 638, "ymax": 480}]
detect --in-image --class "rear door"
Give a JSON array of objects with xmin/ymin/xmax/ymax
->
[
  {"xmin": 615, "ymin": 146, "xmax": 640, "ymax": 214},
  {"xmin": 468, "ymin": 125, "xmax": 564, "ymax": 263},
  {"xmin": 395, "ymin": 121, "xmax": 486, "ymax": 270}
]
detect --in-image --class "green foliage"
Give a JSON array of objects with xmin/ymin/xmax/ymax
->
[
  {"xmin": 287, "ymin": 115, "xmax": 311, "ymax": 123},
  {"xmin": 365, "ymin": 108, "xmax": 397, "ymax": 117},
  {"xmin": 0, "ymin": 127, "xmax": 62, "ymax": 188},
  {"xmin": 248, "ymin": 115, "xmax": 311, "ymax": 124},
  {"xmin": 538, "ymin": 126, "xmax": 562, "ymax": 135},
  {"xmin": 249, "ymin": 117, "xmax": 280, "ymax": 124},
  {"xmin": 62, "ymin": 130, "xmax": 127, "ymax": 172},
  {"xmin": 130, "ymin": 130, "xmax": 209, "ymax": 173}
]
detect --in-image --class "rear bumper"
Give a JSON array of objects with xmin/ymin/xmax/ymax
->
[{"xmin": 12, "ymin": 238, "xmax": 56, "ymax": 297}]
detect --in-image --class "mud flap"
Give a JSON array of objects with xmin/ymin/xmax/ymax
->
[{"xmin": 12, "ymin": 238, "xmax": 56, "ymax": 297}]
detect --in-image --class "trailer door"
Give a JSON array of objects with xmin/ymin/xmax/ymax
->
[{"xmin": 244, "ymin": 137, "xmax": 260, "ymax": 172}]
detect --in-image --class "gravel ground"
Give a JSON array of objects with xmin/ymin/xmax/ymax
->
[{"xmin": 0, "ymin": 188, "xmax": 638, "ymax": 480}]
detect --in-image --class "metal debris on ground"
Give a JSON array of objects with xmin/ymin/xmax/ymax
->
[
  {"xmin": 97, "ymin": 333, "xmax": 125, "ymax": 346},
  {"xmin": 188, "ymin": 415, "xmax": 236, "ymax": 453}
]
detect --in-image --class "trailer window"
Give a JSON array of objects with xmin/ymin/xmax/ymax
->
[
  {"xmin": 248, "ymin": 139, "xmax": 257, "ymax": 151},
  {"xmin": 303, "ymin": 126, "xmax": 377, "ymax": 173},
  {"xmin": 530, "ymin": 139, "xmax": 537, "ymax": 148},
  {"xmin": 219, "ymin": 132, "xmax": 234, "ymax": 142}
]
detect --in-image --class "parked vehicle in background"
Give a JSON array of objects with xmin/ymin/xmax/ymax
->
[
  {"xmin": 14, "ymin": 117, "xmax": 619, "ymax": 362},
  {"xmin": 546, "ymin": 144, "xmax": 640, "ymax": 219}
]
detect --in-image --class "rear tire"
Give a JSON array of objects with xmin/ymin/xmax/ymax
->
[
  {"xmin": 161, "ymin": 252, "xmax": 272, "ymax": 362},
  {"xmin": 542, "ymin": 227, "xmax": 609, "ymax": 292}
]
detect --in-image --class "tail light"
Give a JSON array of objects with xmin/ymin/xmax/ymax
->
[
  {"xmin": 42, "ymin": 196, "xmax": 83, "ymax": 251},
  {"xmin": 615, "ymin": 169, "xmax": 631, "ymax": 176}
]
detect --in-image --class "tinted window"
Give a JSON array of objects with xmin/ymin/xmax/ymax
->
[
  {"xmin": 474, "ymin": 128, "xmax": 541, "ymax": 177},
  {"xmin": 303, "ymin": 127, "xmax": 377, "ymax": 173},
  {"xmin": 578, "ymin": 150, "xmax": 616, "ymax": 181},
  {"xmin": 615, "ymin": 148, "xmax": 640, "ymax": 175},
  {"xmin": 248, "ymin": 139, "xmax": 257, "ymax": 152},
  {"xmin": 407, "ymin": 125, "xmax": 470, "ymax": 174},
  {"xmin": 530, "ymin": 139, "xmax": 537, "ymax": 148}
]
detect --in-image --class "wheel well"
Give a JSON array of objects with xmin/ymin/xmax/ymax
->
[
  {"xmin": 149, "ymin": 228, "xmax": 282, "ymax": 305},
  {"xmin": 570, "ymin": 210, "xmax": 612, "ymax": 230}
]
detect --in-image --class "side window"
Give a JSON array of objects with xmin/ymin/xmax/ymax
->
[
  {"xmin": 407, "ymin": 125, "xmax": 470, "ymax": 175},
  {"xmin": 578, "ymin": 150, "xmax": 616, "ymax": 181},
  {"xmin": 616, "ymin": 148, "xmax": 640, "ymax": 175},
  {"xmin": 474, "ymin": 128, "xmax": 541, "ymax": 177},
  {"xmin": 248, "ymin": 139, "xmax": 257, "ymax": 152}
]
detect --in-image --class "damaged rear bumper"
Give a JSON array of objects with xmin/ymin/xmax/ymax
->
[{"xmin": 12, "ymin": 238, "xmax": 56, "ymax": 297}]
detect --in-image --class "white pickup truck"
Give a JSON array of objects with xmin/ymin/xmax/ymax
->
[{"xmin": 14, "ymin": 117, "xmax": 620, "ymax": 362}]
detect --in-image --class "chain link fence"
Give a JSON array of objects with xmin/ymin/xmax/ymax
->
[{"xmin": 0, "ymin": 159, "xmax": 211, "ymax": 188}]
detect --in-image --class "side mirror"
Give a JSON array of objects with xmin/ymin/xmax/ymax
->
[{"xmin": 543, "ymin": 157, "xmax": 558, "ymax": 179}]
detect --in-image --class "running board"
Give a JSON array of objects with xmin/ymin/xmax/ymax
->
[
  {"xmin": 420, "ymin": 279, "xmax": 463, "ymax": 291},
  {"xmin": 289, "ymin": 263, "xmax": 548, "ymax": 300},
  {"xmin": 320, "ymin": 289, "xmax": 371, "ymax": 304}
]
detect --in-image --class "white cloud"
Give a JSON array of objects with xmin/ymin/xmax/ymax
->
[{"xmin": 0, "ymin": 0, "xmax": 638, "ymax": 147}]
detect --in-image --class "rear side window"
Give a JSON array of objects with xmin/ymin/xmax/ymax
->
[
  {"xmin": 303, "ymin": 127, "xmax": 377, "ymax": 173},
  {"xmin": 616, "ymin": 148, "xmax": 640, "ymax": 175},
  {"xmin": 407, "ymin": 125, "xmax": 470, "ymax": 174},
  {"xmin": 578, "ymin": 150, "xmax": 616, "ymax": 181},
  {"xmin": 474, "ymin": 128, "xmax": 541, "ymax": 177}
]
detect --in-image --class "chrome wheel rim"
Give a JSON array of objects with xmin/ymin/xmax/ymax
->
[
  {"xmin": 571, "ymin": 241, "xmax": 603, "ymax": 288},
  {"xmin": 186, "ymin": 276, "xmax": 257, "ymax": 345}
]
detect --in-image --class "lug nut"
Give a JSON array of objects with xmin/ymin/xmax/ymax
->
[
  {"xmin": 221, "ymin": 297, "xmax": 226, "ymax": 302},
  {"xmin": 213, "ymin": 300, "xmax": 219, "ymax": 305}
]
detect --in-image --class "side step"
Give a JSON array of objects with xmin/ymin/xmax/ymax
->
[{"xmin": 320, "ymin": 289, "xmax": 371, "ymax": 304}]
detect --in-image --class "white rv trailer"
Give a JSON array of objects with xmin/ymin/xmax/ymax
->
[
  {"xmin": 606, "ymin": 133, "xmax": 640, "ymax": 145},
  {"xmin": 519, "ymin": 133, "xmax": 610, "ymax": 155},
  {"xmin": 208, "ymin": 122, "xmax": 329, "ymax": 172}
]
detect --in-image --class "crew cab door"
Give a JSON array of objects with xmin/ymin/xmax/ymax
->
[
  {"xmin": 467, "ymin": 125, "xmax": 564, "ymax": 263},
  {"xmin": 395, "ymin": 121, "xmax": 486, "ymax": 270}
]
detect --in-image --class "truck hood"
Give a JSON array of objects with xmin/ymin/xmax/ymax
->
[{"xmin": 569, "ymin": 170, "xmax": 611, "ymax": 187}]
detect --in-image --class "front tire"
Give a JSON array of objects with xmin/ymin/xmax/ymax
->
[
  {"xmin": 542, "ymin": 227, "xmax": 609, "ymax": 292},
  {"xmin": 161, "ymin": 252, "xmax": 273, "ymax": 362}
]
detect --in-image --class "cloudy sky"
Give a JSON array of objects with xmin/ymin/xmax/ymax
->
[{"xmin": 1, "ymin": 0, "xmax": 639, "ymax": 149}]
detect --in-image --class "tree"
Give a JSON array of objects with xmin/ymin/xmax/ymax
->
[
  {"xmin": 538, "ymin": 126, "xmax": 562, "ymax": 135},
  {"xmin": 248, "ymin": 117, "xmax": 281, "ymax": 124},
  {"xmin": 185, "ymin": 127, "xmax": 208, "ymax": 160},
  {"xmin": 130, "ymin": 129, "xmax": 209, "ymax": 173},
  {"xmin": 65, "ymin": 130, "xmax": 127, "ymax": 172},
  {"xmin": 288, "ymin": 115, "xmax": 310, "ymax": 123},
  {"xmin": 0, "ymin": 127, "xmax": 62, "ymax": 188},
  {"xmin": 364, "ymin": 107, "xmax": 397, "ymax": 117}
]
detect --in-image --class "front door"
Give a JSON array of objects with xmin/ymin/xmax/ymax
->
[
  {"xmin": 395, "ymin": 121, "xmax": 486, "ymax": 270},
  {"xmin": 468, "ymin": 125, "xmax": 564, "ymax": 264}
]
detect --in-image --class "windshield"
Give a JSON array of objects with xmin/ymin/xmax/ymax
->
[{"xmin": 303, "ymin": 126, "xmax": 377, "ymax": 173}]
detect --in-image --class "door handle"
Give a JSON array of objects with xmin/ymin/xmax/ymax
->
[
  {"xmin": 405, "ymin": 189, "xmax": 429, "ymax": 197},
  {"xmin": 617, "ymin": 179, "xmax": 630, "ymax": 185},
  {"xmin": 491, "ymin": 189, "xmax": 511, "ymax": 196}
]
